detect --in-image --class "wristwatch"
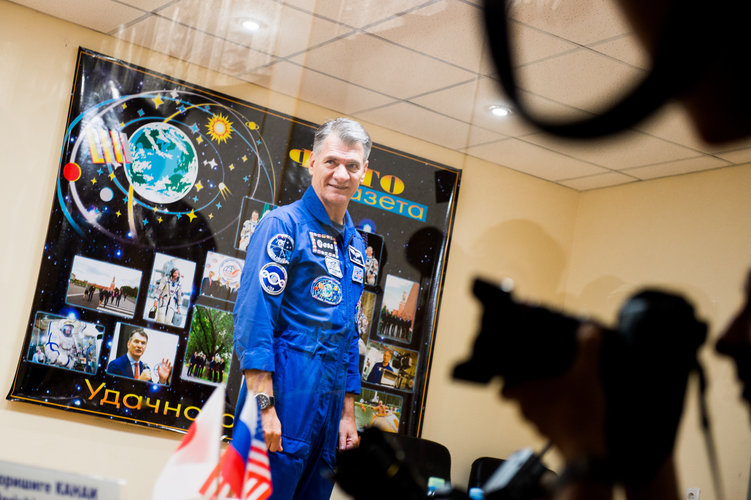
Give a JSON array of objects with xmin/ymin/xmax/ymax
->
[{"xmin": 255, "ymin": 392, "xmax": 275, "ymax": 410}]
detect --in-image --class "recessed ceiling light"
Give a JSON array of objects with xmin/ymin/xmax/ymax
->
[
  {"xmin": 488, "ymin": 105, "xmax": 511, "ymax": 117},
  {"xmin": 241, "ymin": 19, "xmax": 261, "ymax": 31}
]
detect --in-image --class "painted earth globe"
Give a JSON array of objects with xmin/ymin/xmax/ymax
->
[{"xmin": 126, "ymin": 122, "xmax": 198, "ymax": 204}]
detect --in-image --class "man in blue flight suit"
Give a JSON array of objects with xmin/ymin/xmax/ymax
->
[{"xmin": 233, "ymin": 118, "xmax": 371, "ymax": 499}]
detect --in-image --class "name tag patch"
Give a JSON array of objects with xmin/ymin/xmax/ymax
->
[
  {"xmin": 348, "ymin": 245, "xmax": 365, "ymax": 267},
  {"xmin": 310, "ymin": 232, "xmax": 338, "ymax": 258},
  {"xmin": 267, "ymin": 233, "xmax": 294, "ymax": 264},
  {"xmin": 352, "ymin": 265, "xmax": 364, "ymax": 284},
  {"xmin": 325, "ymin": 255, "xmax": 343, "ymax": 278},
  {"xmin": 259, "ymin": 263, "xmax": 287, "ymax": 295},
  {"xmin": 310, "ymin": 276, "xmax": 343, "ymax": 305}
]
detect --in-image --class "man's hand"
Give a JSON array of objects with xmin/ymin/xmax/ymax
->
[
  {"xmin": 139, "ymin": 369, "xmax": 152, "ymax": 381},
  {"xmin": 158, "ymin": 358, "xmax": 173, "ymax": 384},
  {"xmin": 261, "ymin": 407, "xmax": 283, "ymax": 452},
  {"xmin": 244, "ymin": 369, "xmax": 282, "ymax": 452},
  {"xmin": 338, "ymin": 393, "xmax": 359, "ymax": 450}
]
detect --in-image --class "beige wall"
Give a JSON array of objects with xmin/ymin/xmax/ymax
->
[
  {"xmin": 1, "ymin": 2, "xmax": 748, "ymax": 499},
  {"xmin": 562, "ymin": 169, "xmax": 751, "ymax": 500}
]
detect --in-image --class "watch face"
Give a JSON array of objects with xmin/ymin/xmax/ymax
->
[{"xmin": 256, "ymin": 393, "xmax": 271, "ymax": 409}]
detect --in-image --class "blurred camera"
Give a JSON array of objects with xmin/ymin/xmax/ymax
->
[{"xmin": 454, "ymin": 278, "xmax": 708, "ymax": 483}]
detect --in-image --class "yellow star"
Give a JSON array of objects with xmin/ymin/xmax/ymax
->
[
  {"xmin": 208, "ymin": 213, "xmax": 214, "ymax": 220},
  {"xmin": 122, "ymin": 103, "xmax": 127, "ymax": 110},
  {"xmin": 157, "ymin": 216, "xmax": 163, "ymax": 223},
  {"xmin": 242, "ymin": 155, "xmax": 248, "ymax": 162},
  {"xmin": 109, "ymin": 173, "xmax": 115, "ymax": 180},
  {"xmin": 195, "ymin": 181, "xmax": 203, "ymax": 192},
  {"xmin": 153, "ymin": 205, "xmax": 159, "ymax": 212},
  {"xmin": 152, "ymin": 95, "xmax": 164, "ymax": 108},
  {"xmin": 196, "ymin": 136, "xmax": 203, "ymax": 144},
  {"xmin": 116, "ymin": 210, "xmax": 122, "ymax": 217},
  {"xmin": 187, "ymin": 210, "xmax": 197, "ymax": 222},
  {"xmin": 91, "ymin": 178, "xmax": 97, "ymax": 185},
  {"xmin": 229, "ymin": 164, "xmax": 235, "ymax": 171}
]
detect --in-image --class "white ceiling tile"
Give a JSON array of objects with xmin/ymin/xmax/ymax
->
[
  {"xmin": 466, "ymin": 125, "xmax": 507, "ymax": 147},
  {"xmin": 715, "ymin": 147, "xmax": 751, "ymax": 165},
  {"xmin": 12, "ymin": 0, "xmax": 145, "ymax": 33},
  {"xmin": 507, "ymin": 0, "xmax": 631, "ymax": 46},
  {"xmin": 523, "ymin": 131, "xmax": 699, "ymax": 170},
  {"xmin": 365, "ymin": 1, "xmax": 487, "ymax": 73},
  {"xmin": 157, "ymin": 0, "xmax": 350, "ymax": 59},
  {"xmin": 122, "ymin": 0, "xmax": 174, "ymax": 11},
  {"xmin": 516, "ymin": 49, "xmax": 646, "ymax": 114},
  {"xmin": 509, "ymin": 20, "xmax": 578, "ymax": 66},
  {"xmin": 411, "ymin": 78, "xmax": 506, "ymax": 123},
  {"xmin": 588, "ymin": 34, "xmax": 649, "ymax": 69},
  {"xmin": 354, "ymin": 102, "xmax": 475, "ymax": 151},
  {"xmin": 115, "ymin": 16, "xmax": 274, "ymax": 73},
  {"xmin": 289, "ymin": 32, "xmax": 475, "ymax": 99},
  {"xmin": 238, "ymin": 61, "xmax": 396, "ymax": 114},
  {"xmin": 559, "ymin": 172, "xmax": 636, "ymax": 190},
  {"xmin": 622, "ymin": 156, "xmax": 731, "ymax": 180},
  {"xmin": 410, "ymin": 77, "xmax": 591, "ymax": 136},
  {"xmin": 281, "ymin": 0, "xmax": 434, "ymax": 28},
  {"xmin": 636, "ymin": 103, "xmax": 751, "ymax": 155},
  {"xmin": 464, "ymin": 138, "xmax": 609, "ymax": 181}
]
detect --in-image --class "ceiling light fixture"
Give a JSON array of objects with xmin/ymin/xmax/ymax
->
[
  {"xmin": 488, "ymin": 105, "xmax": 511, "ymax": 117},
  {"xmin": 241, "ymin": 19, "xmax": 261, "ymax": 31}
]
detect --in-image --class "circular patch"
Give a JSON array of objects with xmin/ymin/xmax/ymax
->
[
  {"xmin": 259, "ymin": 263, "xmax": 287, "ymax": 295},
  {"xmin": 267, "ymin": 233, "xmax": 295, "ymax": 264},
  {"xmin": 310, "ymin": 276, "xmax": 343, "ymax": 305}
]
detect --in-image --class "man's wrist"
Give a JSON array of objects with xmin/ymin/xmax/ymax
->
[{"xmin": 256, "ymin": 392, "xmax": 275, "ymax": 410}]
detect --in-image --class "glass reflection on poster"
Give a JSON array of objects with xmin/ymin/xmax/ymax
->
[
  {"xmin": 181, "ymin": 305, "xmax": 234, "ymax": 386},
  {"xmin": 28, "ymin": 312, "xmax": 104, "ymax": 375},
  {"xmin": 8, "ymin": 48, "xmax": 460, "ymax": 436},
  {"xmin": 357, "ymin": 291, "xmax": 378, "ymax": 372},
  {"xmin": 106, "ymin": 323, "xmax": 178, "ymax": 386},
  {"xmin": 355, "ymin": 388, "xmax": 402, "ymax": 433},
  {"xmin": 358, "ymin": 230, "xmax": 384, "ymax": 288},
  {"xmin": 143, "ymin": 253, "xmax": 196, "ymax": 329},
  {"xmin": 200, "ymin": 251, "xmax": 244, "ymax": 303},
  {"xmin": 377, "ymin": 274, "xmax": 419, "ymax": 343},
  {"xmin": 66, "ymin": 255, "xmax": 141, "ymax": 319},
  {"xmin": 362, "ymin": 340, "xmax": 419, "ymax": 392},
  {"xmin": 235, "ymin": 197, "xmax": 276, "ymax": 252}
]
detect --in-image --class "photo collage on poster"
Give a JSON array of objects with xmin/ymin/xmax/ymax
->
[
  {"xmin": 27, "ymin": 312, "xmax": 104, "ymax": 375},
  {"xmin": 354, "ymin": 230, "xmax": 421, "ymax": 433},
  {"xmin": 9, "ymin": 48, "xmax": 461, "ymax": 436},
  {"xmin": 36, "ymin": 207, "xmax": 259, "ymax": 388}
]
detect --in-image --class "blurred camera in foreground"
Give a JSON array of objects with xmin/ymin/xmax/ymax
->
[{"xmin": 454, "ymin": 278, "xmax": 707, "ymax": 484}]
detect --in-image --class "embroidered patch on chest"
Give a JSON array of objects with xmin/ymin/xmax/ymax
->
[
  {"xmin": 309, "ymin": 232, "xmax": 338, "ymax": 258},
  {"xmin": 352, "ymin": 265, "xmax": 364, "ymax": 284},
  {"xmin": 348, "ymin": 245, "xmax": 365, "ymax": 266},
  {"xmin": 310, "ymin": 276, "xmax": 343, "ymax": 305},
  {"xmin": 267, "ymin": 233, "xmax": 295, "ymax": 264},
  {"xmin": 325, "ymin": 255, "xmax": 343, "ymax": 278},
  {"xmin": 259, "ymin": 263, "xmax": 287, "ymax": 295}
]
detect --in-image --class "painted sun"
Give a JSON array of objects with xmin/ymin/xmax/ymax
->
[{"xmin": 206, "ymin": 113, "xmax": 233, "ymax": 143}]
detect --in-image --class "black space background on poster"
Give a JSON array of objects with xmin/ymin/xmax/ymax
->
[{"xmin": 7, "ymin": 47, "xmax": 461, "ymax": 438}]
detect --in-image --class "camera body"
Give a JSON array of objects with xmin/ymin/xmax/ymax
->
[{"xmin": 454, "ymin": 278, "xmax": 707, "ymax": 483}]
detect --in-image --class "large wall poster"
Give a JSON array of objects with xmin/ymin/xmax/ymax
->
[{"xmin": 8, "ymin": 48, "xmax": 461, "ymax": 437}]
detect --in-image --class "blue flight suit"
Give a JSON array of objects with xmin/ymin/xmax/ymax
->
[{"xmin": 233, "ymin": 186, "xmax": 365, "ymax": 500}]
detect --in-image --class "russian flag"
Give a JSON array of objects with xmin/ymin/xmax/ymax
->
[
  {"xmin": 200, "ymin": 390, "xmax": 272, "ymax": 500},
  {"xmin": 152, "ymin": 385, "xmax": 224, "ymax": 500}
]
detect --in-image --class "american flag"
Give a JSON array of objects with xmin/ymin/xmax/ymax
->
[{"xmin": 200, "ymin": 391, "xmax": 272, "ymax": 500}]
